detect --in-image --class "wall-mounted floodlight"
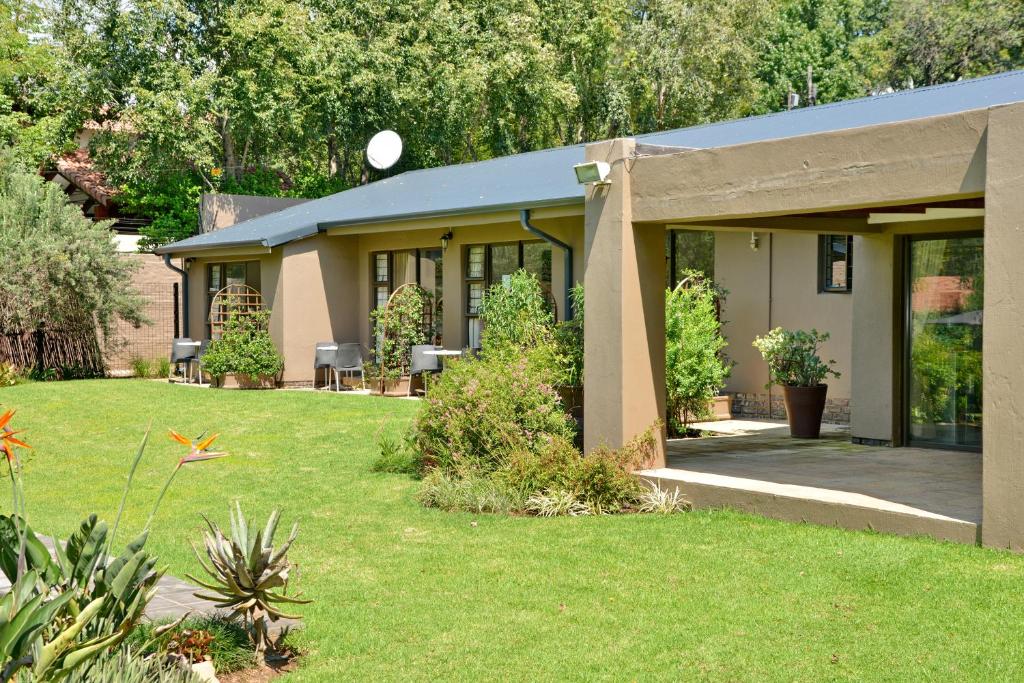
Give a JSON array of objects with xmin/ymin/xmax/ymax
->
[{"xmin": 574, "ymin": 161, "xmax": 611, "ymax": 185}]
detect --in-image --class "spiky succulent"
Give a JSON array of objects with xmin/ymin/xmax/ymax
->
[{"xmin": 187, "ymin": 504, "xmax": 310, "ymax": 658}]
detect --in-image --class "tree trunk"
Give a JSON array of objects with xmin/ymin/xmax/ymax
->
[{"xmin": 221, "ymin": 115, "xmax": 238, "ymax": 180}]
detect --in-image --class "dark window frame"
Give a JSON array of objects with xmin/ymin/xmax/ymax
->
[
  {"xmin": 205, "ymin": 260, "xmax": 261, "ymax": 337},
  {"xmin": 818, "ymin": 234, "xmax": 854, "ymax": 293}
]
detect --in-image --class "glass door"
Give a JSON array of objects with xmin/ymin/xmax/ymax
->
[{"xmin": 905, "ymin": 234, "xmax": 983, "ymax": 449}]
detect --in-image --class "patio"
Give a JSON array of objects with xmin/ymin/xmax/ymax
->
[{"xmin": 639, "ymin": 420, "xmax": 981, "ymax": 544}]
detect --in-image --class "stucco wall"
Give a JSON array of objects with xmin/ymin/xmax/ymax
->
[
  {"xmin": 715, "ymin": 231, "xmax": 853, "ymax": 408},
  {"xmin": 278, "ymin": 234, "xmax": 360, "ymax": 383}
]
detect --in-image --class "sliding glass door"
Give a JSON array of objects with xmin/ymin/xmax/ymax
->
[{"xmin": 905, "ymin": 234, "xmax": 983, "ymax": 449}]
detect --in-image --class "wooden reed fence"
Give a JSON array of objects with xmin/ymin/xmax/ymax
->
[{"xmin": 0, "ymin": 324, "xmax": 105, "ymax": 377}]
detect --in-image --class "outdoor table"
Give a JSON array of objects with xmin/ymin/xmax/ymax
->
[{"xmin": 423, "ymin": 348, "xmax": 462, "ymax": 369}]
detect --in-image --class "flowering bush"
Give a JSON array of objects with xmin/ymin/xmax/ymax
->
[{"xmin": 414, "ymin": 350, "xmax": 575, "ymax": 475}]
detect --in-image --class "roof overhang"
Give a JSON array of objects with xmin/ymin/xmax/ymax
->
[{"xmin": 321, "ymin": 198, "xmax": 583, "ymax": 236}]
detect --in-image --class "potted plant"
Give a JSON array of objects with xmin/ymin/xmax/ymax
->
[
  {"xmin": 369, "ymin": 285, "xmax": 427, "ymax": 396},
  {"xmin": 753, "ymin": 327, "xmax": 839, "ymax": 438},
  {"xmin": 201, "ymin": 309, "xmax": 284, "ymax": 389}
]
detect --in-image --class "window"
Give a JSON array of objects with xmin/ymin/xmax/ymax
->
[
  {"xmin": 370, "ymin": 248, "xmax": 445, "ymax": 344},
  {"xmin": 666, "ymin": 230, "xmax": 714, "ymax": 288},
  {"xmin": 819, "ymin": 235, "xmax": 853, "ymax": 292},
  {"xmin": 206, "ymin": 261, "xmax": 260, "ymax": 336},
  {"xmin": 464, "ymin": 241, "xmax": 552, "ymax": 348}
]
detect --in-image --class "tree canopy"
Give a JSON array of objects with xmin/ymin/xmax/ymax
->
[{"xmin": 3, "ymin": 0, "xmax": 1022, "ymax": 248}]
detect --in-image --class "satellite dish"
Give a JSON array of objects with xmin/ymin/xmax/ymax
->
[{"xmin": 366, "ymin": 130, "xmax": 403, "ymax": 170}]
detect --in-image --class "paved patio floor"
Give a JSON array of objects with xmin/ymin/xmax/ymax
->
[{"xmin": 640, "ymin": 420, "xmax": 981, "ymax": 543}]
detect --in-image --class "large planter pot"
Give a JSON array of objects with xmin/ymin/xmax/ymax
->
[
  {"xmin": 709, "ymin": 394, "xmax": 732, "ymax": 421},
  {"xmin": 781, "ymin": 384, "xmax": 828, "ymax": 438},
  {"xmin": 213, "ymin": 373, "xmax": 278, "ymax": 389},
  {"xmin": 369, "ymin": 376, "xmax": 412, "ymax": 396}
]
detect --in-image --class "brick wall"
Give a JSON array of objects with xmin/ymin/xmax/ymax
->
[
  {"xmin": 727, "ymin": 391, "xmax": 851, "ymax": 425},
  {"xmin": 104, "ymin": 254, "xmax": 182, "ymax": 376}
]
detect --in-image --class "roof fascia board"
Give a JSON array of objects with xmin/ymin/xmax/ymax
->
[
  {"xmin": 322, "ymin": 200, "xmax": 583, "ymax": 236},
  {"xmin": 630, "ymin": 107, "xmax": 990, "ymax": 224},
  {"xmin": 158, "ymin": 244, "xmax": 273, "ymax": 259},
  {"xmin": 319, "ymin": 198, "xmax": 582, "ymax": 233}
]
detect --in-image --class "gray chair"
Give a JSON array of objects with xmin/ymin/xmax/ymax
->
[
  {"xmin": 332, "ymin": 343, "xmax": 364, "ymax": 391},
  {"xmin": 314, "ymin": 341, "xmax": 338, "ymax": 390},
  {"xmin": 193, "ymin": 339, "xmax": 211, "ymax": 384},
  {"xmin": 170, "ymin": 338, "xmax": 198, "ymax": 383},
  {"xmin": 409, "ymin": 344, "xmax": 441, "ymax": 396}
]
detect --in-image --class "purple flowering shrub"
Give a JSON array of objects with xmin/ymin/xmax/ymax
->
[{"xmin": 414, "ymin": 350, "xmax": 575, "ymax": 475}]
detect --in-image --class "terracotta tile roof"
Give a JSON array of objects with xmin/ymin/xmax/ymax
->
[{"xmin": 55, "ymin": 149, "xmax": 118, "ymax": 206}]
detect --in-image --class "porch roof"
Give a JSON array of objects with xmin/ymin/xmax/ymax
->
[{"xmin": 157, "ymin": 69, "xmax": 1024, "ymax": 255}]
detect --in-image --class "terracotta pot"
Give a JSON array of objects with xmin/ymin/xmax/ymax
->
[
  {"xmin": 369, "ymin": 376, "xmax": 412, "ymax": 396},
  {"xmin": 782, "ymin": 384, "xmax": 828, "ymax": 438},
  {"xmin": 213, "ymin": 373, "xmax": 277, "ymax": 389}
]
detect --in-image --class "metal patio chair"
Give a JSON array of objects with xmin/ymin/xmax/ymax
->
[
  {"xmin": 170, "ymin": 338, "xmax": 198, "ymax": 383},
  {"xmin": 332, "ymin": 343, "xmax": 364, "ymax": 391},
  {"xmin": 314, "ymin": 341, "xmax": 339, "ymax": 390},
  {"xmin": 409, "ymin": 344, "xmax": 441, "ymax": 396}
]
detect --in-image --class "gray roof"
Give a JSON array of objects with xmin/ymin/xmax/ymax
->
[{"xmin": 158, "ymin": 69, "xmax": 1024, "ymax": 254}]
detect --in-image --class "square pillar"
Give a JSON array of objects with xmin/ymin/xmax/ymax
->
[
  {"xmin": 982, "ymin": 102, "xmax": 1024, "ymax": 549},
  {"xmin": 583, "ymin": 138, "xmax": 667, "ymax": 466}
]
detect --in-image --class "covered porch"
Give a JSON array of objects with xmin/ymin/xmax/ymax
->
[
  {"xmin": 582, "ymin": 101, "xmax": 1024, "ymax": 549},
  {"xmin": 640, "ymin": 420, "xmax": 980, "ymax": 544}
]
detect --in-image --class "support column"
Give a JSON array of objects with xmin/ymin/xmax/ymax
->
[
  {"xmin": 982, "ymin": 102, "xmax": 1024, "ymax": 549},
  {"xmin": 583, "ymin": 138, "xmax": 666, "ymax": 466}
]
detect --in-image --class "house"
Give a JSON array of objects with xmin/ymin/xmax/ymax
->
[{"xmin": 157, "ymin": 69, "xmax": 1024, "ymax": 549}]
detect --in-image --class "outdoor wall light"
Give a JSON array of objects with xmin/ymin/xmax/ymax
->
[
  {"xmin": 440, "ymin": 230, "xmax": 453, "ymax": 251},
  {"xmin": 184, "ymin": 257, "xmax": 194, "ymax": 271},
  {"xmin": 573, "ymin": 160, "xmax": 611, "ymax": 185},
  {"xmin": 749, "ymin": 232, "xmax": 760, "ymax": 252}
]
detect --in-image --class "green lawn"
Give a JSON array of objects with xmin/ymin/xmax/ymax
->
[{"xmin": 3, "ymin": 380, "xmax": 1024, "ymax": 681}]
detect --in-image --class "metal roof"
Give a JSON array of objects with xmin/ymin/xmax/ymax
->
[{"xmin": 158, "ymin": 69, "xmax": 1024, "ymax": 254}]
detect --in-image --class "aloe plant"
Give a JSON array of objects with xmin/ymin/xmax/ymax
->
[{"xmin": 188, "ymin": 504, "xmax": 310, "ymax": 659}]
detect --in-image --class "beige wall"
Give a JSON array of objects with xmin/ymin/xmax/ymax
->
[
  {"xmin": 278, "ymin": 234, "xmax": 360, "ymax": 383},
  {"xmin": 713, "ymin": 231, "xmax": 852, "ymax": 400}
]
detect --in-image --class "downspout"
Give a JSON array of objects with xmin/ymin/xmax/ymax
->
[
  {"xmin": 767, "ymin": 232, "xmax": 774, "ymax": 419},
  {"xmin": 520, "ymin": 209, "xmax": 574, "ymax": 321},
  {"xmin": 163, "ymin": 254, "xmax": 189, "ymax": 337}
]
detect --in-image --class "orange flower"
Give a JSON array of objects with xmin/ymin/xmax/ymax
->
[
  {"xmin": 0, "ymin": 409, "xmax": 31, "ymax": 463},
  {"xmin": 168, "ymin": 429, "xmax": 227, "ymax": 465}
]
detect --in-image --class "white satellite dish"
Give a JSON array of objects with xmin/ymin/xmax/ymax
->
[{"xmin": 366, "ymin": 130, "xmax": 403, "ymax": 170}]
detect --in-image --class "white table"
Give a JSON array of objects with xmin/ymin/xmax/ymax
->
[{"xmin": 423, "ymin": 349, "xmax": 462, "ymax": 369}]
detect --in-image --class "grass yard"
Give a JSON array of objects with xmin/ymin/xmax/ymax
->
[{"xmin": 3, "ymin": 379, "xmax": 1024, "ymax": 681}]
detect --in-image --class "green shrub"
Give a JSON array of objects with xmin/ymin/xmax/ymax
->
[
  {"xmin": 125, "ymin": 615, "xmax": 255, "ymax": 674},
  {"xmin": 200, "ymin": 309, "xmax": 284, "ymax": 381},
  {"xmin": 752, "ymin": 327, "xmax": 840, "ymax": 387},
  {"xmin": 552, "ymin": 283, "xmax": 585, "ymax": 387},
  {"xmin": 156, "ymin": 357, "xmax": 172, "ymax": 378},
  {"xmin": 478, "ymin": 270, "xmax": 555, "ymax": 357},
  {"xmin": 414, "ymin": 351, "xmax": 575, "ymax": 475},
  {"xmin": 665, "ymin": 271, "xmax": 731, "ymax": 434},
  {"xmin": 372, "ymin": 426, "xmax": 419, "ymax": 475},
  {"xmin": 0, "ymin": 362, "xmax": 22, "ymax": 386},
  {"xmin": 131, "ymin": 357, "xmax": 152, "ymax": 378}
]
